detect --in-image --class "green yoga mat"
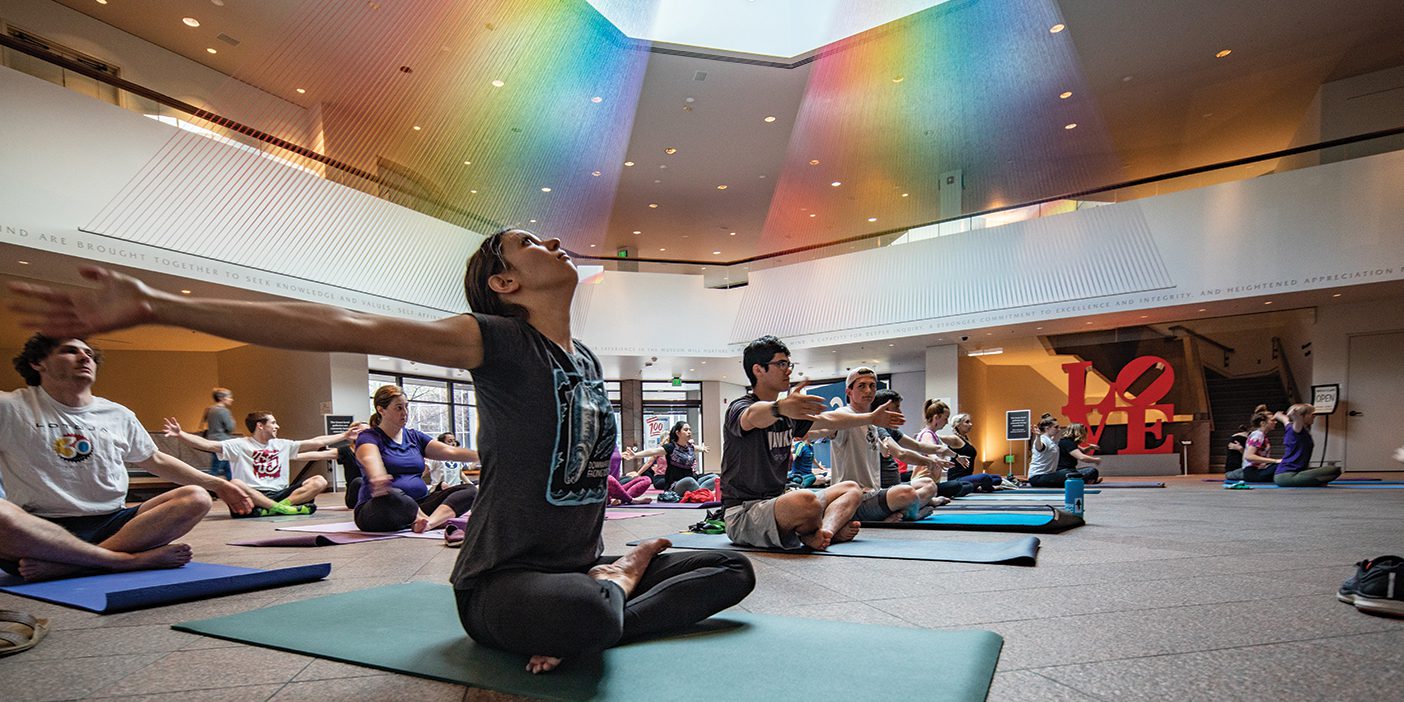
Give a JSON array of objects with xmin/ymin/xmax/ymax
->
[
  {"xmin": 175, "ymin": 582, "xmax": 1002, "ymax": 702},
  {"xmin": 862, "ymin": 506, "xmax": 1083, "ymax": 533}
]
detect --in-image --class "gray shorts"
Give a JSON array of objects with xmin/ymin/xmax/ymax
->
[
  {"xmin": 852, "ymin": 488, "xmax": 893, "ymax": 522},
  {"xmin": 724, "ymin": 499, "xmax": 804, "ymax": 550}
]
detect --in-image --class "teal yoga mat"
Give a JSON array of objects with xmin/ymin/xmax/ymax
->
[
  {"xmin": 175, "ymin": 582, "xmax": 1002, "ymax": 702},
  {"xmin": 632, "ymin": 532, "xmax": 1040, "ymax": 565},
  {"xmin": 862, "ymin": 506, "xmax": 1083, "ymax": 533}
]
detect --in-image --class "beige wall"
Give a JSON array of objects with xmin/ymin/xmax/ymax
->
[{"xmin": 215, "ymin": 346, "xmax": 334, "ymax": 440}]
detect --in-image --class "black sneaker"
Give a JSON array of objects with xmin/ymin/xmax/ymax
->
[{"xmin": 1350, "ymin": 555, "xmax": 1404, "ymax": 616}]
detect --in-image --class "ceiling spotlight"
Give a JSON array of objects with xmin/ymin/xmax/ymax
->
[
  {"xmin": 716, "ymin": 184, "xmax": 728, "ymax": 190},
  {"xmin": 591, "ymin": 170, "xmax": 601, "ymax": 176},
  {"xmin": 589, "ymin": 244, "xmax": 596, "ymax": 248},
  {"xmin": 633, "ymin": 230, "xmax": 642, "ymax": 235},
  {"xmin": 901, "ymin": 193, "xmax": 909, "ymax": 197},
  {"xmin": 469, "ymin": 189, "xmax": 478, "ymax": 194},
  {"xmin": 809, "ymin": 213, "xmax": 817, "ymax": 218},
  {"xmin": 540, "ymin": 187, "xmax": 552, "ymax": 192},
  {"xmin": 1215, "ymin": 49, "xmax": 1232, "ymax": 58},
  {"xmin": 96, "ymin": 0, "xmax": 107, "ymax": 4},
  {"xmin": 1064, "ymin": 123, "xmax": 1078, "ymax": 130},
  {"xmin": 1332, "ymin": 293, "xmax": 1342, "ymax": 297},
  {"xmin": 183, "ymin": 17, "xmax": 201, "ymax": 27},
  {"xmin": 685, "ymin": 97, "xmax": 695, "ymax": 103},
  {"xmin": 659, "ymin": 248, "xmax": 667, "ymax": 252},
  {"xmin": 809, "ymin": 159, "xmax": 820, "ymax": 166},
  {"xmin": 892, "ymin": 76, "xmax": 904, "ymax": 83},
  {"xmin": 463, "ymin": 161, "xmax": 472, "ymax": 165},
  {"xmin": 1263, "ymin": 300, "xmax": 1273, "ymax": 305},
  {"xmin": 1059, "ymin": 91, "xmax": 1072, "ymax": 99},
  {"xmin": 729, "ymin": 232, "xmax": 737, "ymax": 236},
  {"xmin": 296, "ymin": 88, "xmax": 306, "ymax": 94},
  {"xmin": 648, "ymin": 203, "xmax": 658, "ymax": 208},
  {"xmin": 180, "ymin": 289, "xmax": 193, "ymax": 295},
  {"xmin": 664, "ymin": 147, "xmax": 677, "ymax": 155},
  {"xmin": 712, "ymin": 251, "xmax": 721, "ymax": 255},
  {"xmin": 412, "ymin": 125, "xmax": 421, "ymax": 131},
  {"xmin": 591, "ymin": 96, "xmax": 603, "ymax": 103},
  {"xmin": 624, "ymin": 161, "xmax": 635, "ymax": 167},
  {"xmin": 867, "ymin": 217, "xmax": 878, "ymax": 222},
  {"xmin": 830, "ymin": 181, "xmax": 842, "ymax": 187},
  {"xmin": 17, "ymin": 260, "xmax": 29, "ymax": 265},
  {"xmin": 206, "ymin": 47, "xmax": 218, "ymax": 54},
  {"xmin": 1122, "ymin": 75, "xmax": 1134, "ymax": 82},
  {"xmin": 490, "ymin": 79, "xmax": 505, "ymax": 88},
  {"xmin": 763, "ymin": 116, "xmax": 777, "ymax": 123},
  {"xmin": 1049, "ymin": 23, "xmax": 1065, "ymax": 33},
  {"xmin": 529, "ymin": 219, "xmax": 537, "ymax": 223}
]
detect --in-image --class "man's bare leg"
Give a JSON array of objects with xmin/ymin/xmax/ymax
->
[
  {"xmin": 283, "ymin": 475, "xmax": 327, "ymax": 506},
  {"xmin": 819, "ymin": 481, "xmax": 865, "ymax": 544},
  {"xmin": 771, "ymin": 489, "xmax": 826, "ymax": 549},
  {"xmin": 0, "ymin": 500, "xmax": 192, "ymax": 582},
  {"xmin": 231, "ymin": 479, "xmax": 279, "ymax": 509}
]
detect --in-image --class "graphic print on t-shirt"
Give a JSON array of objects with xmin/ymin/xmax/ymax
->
[
  {"xmin": 251, "ymin": 447, "xmax": 282, "ymax": 480},
  {"xmin": 546, "ymin": 367, "xmax": 614, "ymax": 506},
  {"xmin": 51, "ymin": 432, "xmax": 94, "ymax": 463}
]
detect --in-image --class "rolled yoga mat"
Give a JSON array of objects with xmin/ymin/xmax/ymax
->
[
  {"xmin": 174, "ymin": 581, "xmax": 1003, "ymax": 702},
  {"xmin": 230, "ymin": 533, "xmax": 400, "ymax": 547},
  {"xmin": 862, "ymin": 506, "xmax": 1083, "ymax": 533},
  {"xmin": 0, "ymin": 562, "xmax": 330, "ymax": 613},
  {"xmin": 630, "ymin": 532, "xmax": 1040, "ymax": 565}
]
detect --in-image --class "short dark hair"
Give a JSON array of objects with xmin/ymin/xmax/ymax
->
[
  {"xmin": 12, "ymin": 334, "xmax": 102, "ymax": 386},
  {"xmin": 464, "ymin": 229, "xmax": 529, "ymax": 319},
  {"xmin": 245, "ymin": 411, "xmax": 274, "ymax": 433},
  {"xmin": 873, "ymin": 388, "xmax": 901, "ymax": 409},
  {"xmin": 742, "ymin": 335, "xmax": 789, "ymax": 385}
]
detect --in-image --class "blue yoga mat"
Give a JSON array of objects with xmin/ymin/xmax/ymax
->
[
  {"xmin": 632, "ymin": 532, "xmax": 1040, "ymax": 565},
  {"xmin": 0, "ymin": 562, "xmax": 331, "ymax": 613},
  {"xmin": 862, "ymin": 506, "xmax": 1083, "ymax": 533},
  {"xmin": 175, "ymin": 582, "xmax": 1003, "ymax": 701}
]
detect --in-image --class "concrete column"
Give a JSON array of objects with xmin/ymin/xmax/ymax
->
[
  {"xmin": 619, "ymin": 379, "xmax": 643, "ymax": 451},
  {"xmin": 924, "ymin": 344, "xmax": 961, "ymax": 415}
]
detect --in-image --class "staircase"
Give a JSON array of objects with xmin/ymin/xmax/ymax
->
[{"xmin": 1204, "ymin": 369, "xmax": 1290, "ymax": 470}]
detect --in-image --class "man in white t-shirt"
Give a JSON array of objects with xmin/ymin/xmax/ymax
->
[
  {"xmin": 166, "ymin": 413, "xmax": 359, "ymax": 516},
  {"xmin": 0, "ymin": 335, "xmax": 252, "ymax": 581}
]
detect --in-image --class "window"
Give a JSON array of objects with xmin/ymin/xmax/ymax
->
[
  {"xmin": 367, "ymin": 371, "xmax": 478, "ymax": 448},
  {"xmin": 640, "ymin": 381, "xmax": 702, "ymax": 453}
]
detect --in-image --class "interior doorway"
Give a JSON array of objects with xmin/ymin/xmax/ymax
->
[{"xmin": 1345, "ymin": 331, "xmax": 1404, "ymax": 471}]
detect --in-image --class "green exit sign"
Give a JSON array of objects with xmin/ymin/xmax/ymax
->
[
  {"xmin": 617, "ymin": 248, "xmax": 629, "ymax": 258},
  {"xmin": 671, "ymin": 377, "xmax": 682, "ymax": 386}
]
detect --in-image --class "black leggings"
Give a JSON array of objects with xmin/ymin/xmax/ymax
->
[
  {"xmin": 1028, "ymin": 467, "xmax": 1100, "ymax": 488},
  {"xmin": 352, "ymin": 482, "xmax": 477, "ymax": 532},
  {"xmin": 455, "ymin": 550, "xmax": 755, "ymax": 659}
]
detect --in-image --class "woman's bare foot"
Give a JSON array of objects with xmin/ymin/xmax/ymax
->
[
  {"xmin": 832, "ymin": 520, "xmax": 861, "ymax": 544},
  {"xmin": 412, "ymin": 515, "xmax": 430, "ymax": 533},
  {"xmin": 527, "ymin": 655, "xmax": 561, "ymax": 674},
  {"xmin": 18, "ymin": 543, "xmax": 192, "ymax": 582},
  {"xmin": 587, "ymin": 538, "xmax": 670, "ymax": 597},
  {"xmin": 799, "ymin": 528, "xmax": 833, "ymax": 551},
  {"xmin": 632, "ymin": 496, "xmax": 654, "ymax": 504}
]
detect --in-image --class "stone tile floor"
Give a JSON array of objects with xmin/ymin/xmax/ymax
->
[{"xmin": 3, "ymin": 474, "xmax": 1402, "ymax": 701}]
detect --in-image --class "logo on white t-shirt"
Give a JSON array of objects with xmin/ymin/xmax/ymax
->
[
  {"xmin": 51, "ymin": 432, "xmax": 94, "ymax": 463},
  {"xmin": 251, "ymin": 447, "xmax": 282, "ymax": 479}
]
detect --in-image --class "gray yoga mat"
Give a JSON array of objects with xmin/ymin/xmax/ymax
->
[
  {"xmin": 229, "ymin": 533, "xmax": 400, "ymax": 547},
  {"xmin": 630, "ymin": 532, "xmax": 1040, "ymax": 565},
  {"xmin": 1095, "ymin": 482, "xmax": 1166, "ymax": 488},
  {"xmin": 174, "ymin": 581, "xmax": 1003, "ymax": 702}
]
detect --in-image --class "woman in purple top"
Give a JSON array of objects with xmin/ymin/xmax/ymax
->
[
  {"xmin": 354, "ymin": 384, "xmax": 479, "ymax": 532},
  {"xmin": 1273, "ymin": 404, "xmax": 1338, "ymax": 487}
]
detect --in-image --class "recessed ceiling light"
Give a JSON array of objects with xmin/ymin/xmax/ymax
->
[
  {"xmin": 589, "ymin": 244, "xmax": 596, "ymax": 248},
  {"xmin": 1332, "ymin": 293, "xmax": 1342, "ymax": 297},
  {"xmin": 763, "ymin": 116, "xmax": 776, "ymax": 123},
  {"xmin": 491, "ymin": 79, "xmax": 505, "ymax": 88},
  {"xmin": 412, "ymin": 125, "xmax": 421, "ymax": 131},
  {"xmin": 809, "ymin": 213, "xmax": 817, "ymax": 218},
  {"xmin": 729, "ymin": 232, "xmax": 737, "ymax": 236},
  {"xmin": 591, "ymin": 170, "xmax": 601, "ymax": 176},
  {"xmin": 701, "ymin": 361, "xmax": 707, "ymax": 364},
  {"xmin": 891, "ymin": 76, "xmax": 904, "ymax": 83},
  {"xmin": 183, "ymin": 17, "xmax": 201, "ymax": 27},
  {"xmin": 591, "ymin": 96, "xmax": 603, "ymax": 103},
  {"xmin": 716, "ymin": 184, "xmax": 728, "ymax": 190},
  {"xmin": 901, "ymin": 193, "xmax": 910, "ymax": 198},
  {"xmin": 659, "ymin": 248, "xmax": 667, "ymax": 252},
  {"xmin": 1215, "ymin": 49, "xmax": 1232, "ymax": 58},
  {"xmin": 1263, "ymin": 300, "xmax": 1273, "ymax": 305},
  {"xmin": 830, "ymin": 181, "xmax": 842, "ymax": 187},
  {"xmin": 1049, "ymin": 23, "xmax": 1065, "ymax": 33},
  {"xmin": 206, "ymin": 47, "xmax": 218, "ymax": 54},
  {"xmin": 1197, "ymin": 308, "xmax": 1206, "ymax": 312},
  {"xmin": 1140, "ymin": 315, "xmax": 1149, "ymax": 319},
  {"xmin": 712, "ymin": 251, "xmax": 721, "ymax": 255},
  {"xmin": 648, "ymin": 203, "xmax": 658, "ymax": 208},
  {"xmin": 664, "ymin": 148, "xmax": 677, "ymax": 155},
  {"xmin": 17, "ymin": 260, "xmax": 29, "ymax": 265},
  {"xmin": 529, "ymin": 219, "xmax": 537, "ymax": 223},
  {"xmin": 809, "ymin": 159, "xmax": 820, "ymax": 166},
  {"xmin": 96, "ymin": 0, "xmax": 107, "ymax": 4},
  {"xmin": 469, "ymin": 189, "xmax": 478, "ymax": 194},
  {"xmin": 1122, "ymin": 75, "xmax": 1134, "ymax": 82},
  {"xmin": 1059, "ymin": 91, "xmax": 1072, "ymax": 99},
  {"xmin": 867, "ymin": 217, "xmax": 878, "ymax": 222},
  {"xmin": 624, "ymin": 161, "xmax": 635, "ymax": 167},
  {"xmin": 540, "ymin": 187, "xmax": 552, "ymax": 192},
  {"xmin": 211, "ymin": 0, "xmax": 224, "ymax": 6},
  {"xmin": 1035, "ymin": 326, "xmax": 1043, "ymax": 330},
  {"xmin": 180, "ymin": 289, "xmax": 193, "ymax": 294},
  {"xmin": 463, "ymin": 161, "xmax": 472, "ymax": 165},
  {"xmin": 296, "ymin": 88, "xmax": 306, "ymax": 94},
  {"xmin": 1064, "ymin": 123, "xmax": 1078, "ymax": 130},
  {"xmin": 633, "ymin": 230, "xmax": 641, "ymax": 234}
]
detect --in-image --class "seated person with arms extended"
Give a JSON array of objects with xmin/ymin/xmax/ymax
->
[
  {"xmin": 1273, "ymin": 404, "xmax": 1338, "ymax": 487},
  {"xmin": 165, "ymin": 412, "xmax": 360, "ymax": 516},
  {"xmin": 721, "ymin": 337, "xmax": 905, "ymax": 551},
  {"xmin": 0, "ymin": 335, "xmax": 251, "ymax": 581}
]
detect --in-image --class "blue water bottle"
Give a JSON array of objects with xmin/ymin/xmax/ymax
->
[{"xmin": 1064, "ymin": 476, "xmax": 1085, "ymax": 517}]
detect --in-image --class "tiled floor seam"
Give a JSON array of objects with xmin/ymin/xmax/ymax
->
[
  {"xmin": 83, "ymin": 681, "xmax": 287, "ymax": 701},
  {"xmin": 1028, "ymin": 669, "xmax": 1115, "ymax": 702}
]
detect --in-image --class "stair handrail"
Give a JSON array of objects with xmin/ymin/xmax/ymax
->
[
  {"xmin": 1168, "ymin": 325, "xmax": 1235, "ymax": 367},
  {"xmin": 1271, "ymin": 337, "xmax": 1303, "ymax": 404}
]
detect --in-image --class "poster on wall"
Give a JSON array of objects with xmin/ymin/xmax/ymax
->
[{"xmin": 1311, "ymin": 384, "xmax": 1340, "ymax": 415}]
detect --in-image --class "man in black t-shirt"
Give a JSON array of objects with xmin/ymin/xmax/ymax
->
[{"xmin": 720, "ymin": 336, "xmax": 904, "ymax": 551}]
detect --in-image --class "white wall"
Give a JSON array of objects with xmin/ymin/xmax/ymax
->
[{"xmin": 1307, "ymin": 300, "xmax": 1404, "ymax": 465}]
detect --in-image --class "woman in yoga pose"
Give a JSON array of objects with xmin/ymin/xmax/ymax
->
[
  {"xmin": 9, "ymin": 228, "xmax": 755, "ymax": 674},
  {"xmin": 1272, "ymin": 404, "xmax": 1338, "ymax": 487},
  {"xmin": 622, "ymin": 421, "xmax": 716, "ymax": 495},
  {"xmin": 1233, "ymin": 411, "xmax": 1280, "ymax": 482}
]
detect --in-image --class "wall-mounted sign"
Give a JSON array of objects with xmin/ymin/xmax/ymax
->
[
  {"xmin": 1311, "ymin": 384, "xmax": 1340, "ymax": 415},
  {"xmin": 1062, "ymin": 356, "xmax": 1176, "ymax": 454}
]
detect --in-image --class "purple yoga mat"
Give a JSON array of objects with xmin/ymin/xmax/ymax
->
[
  {"xmin": 610, "ymin": 500, "xmax": 721, "ymax": 509},
  {"xmin": 229, "ymin": 533, "xmax": 400, "ymax": 547}
]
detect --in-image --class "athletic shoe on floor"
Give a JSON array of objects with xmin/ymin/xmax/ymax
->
[{"xmin": 1345, "ymin": 555, "xmax": 1404, "ymax": 616}]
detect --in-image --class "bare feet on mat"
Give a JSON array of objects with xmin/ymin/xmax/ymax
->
[
  {"xmin": 832, "ymin": 520, "xmax": 861, "ymax": 544},
  {"xmin": 799, "ymin": 527, "xmax": 833, "ymax": 551},
  {"xmin": 588, "ymin": 537, "xmax": 670, "ymax": 597},
  {"xmin": 527, "ymin": 654, "xmax": 562, "ymax": 674},
  {"xmin": 932, "ymin": 496, "xmax": 952, "ymax": 508},
  {"xmin": 17, "ymin": 543, "xmax": 191, "ymax": 582},
  {"xmin": 632, "ymin": 496, "xmax": 654, "ymax": 504},
  {"xmin": 412, "ymin": 515, "xmax": 430, "ymax": 533}
]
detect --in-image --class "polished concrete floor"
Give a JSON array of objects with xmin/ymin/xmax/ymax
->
[{"xmin": 2, "ymin": 474, "xmax": 1403, "ymax": 701}]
